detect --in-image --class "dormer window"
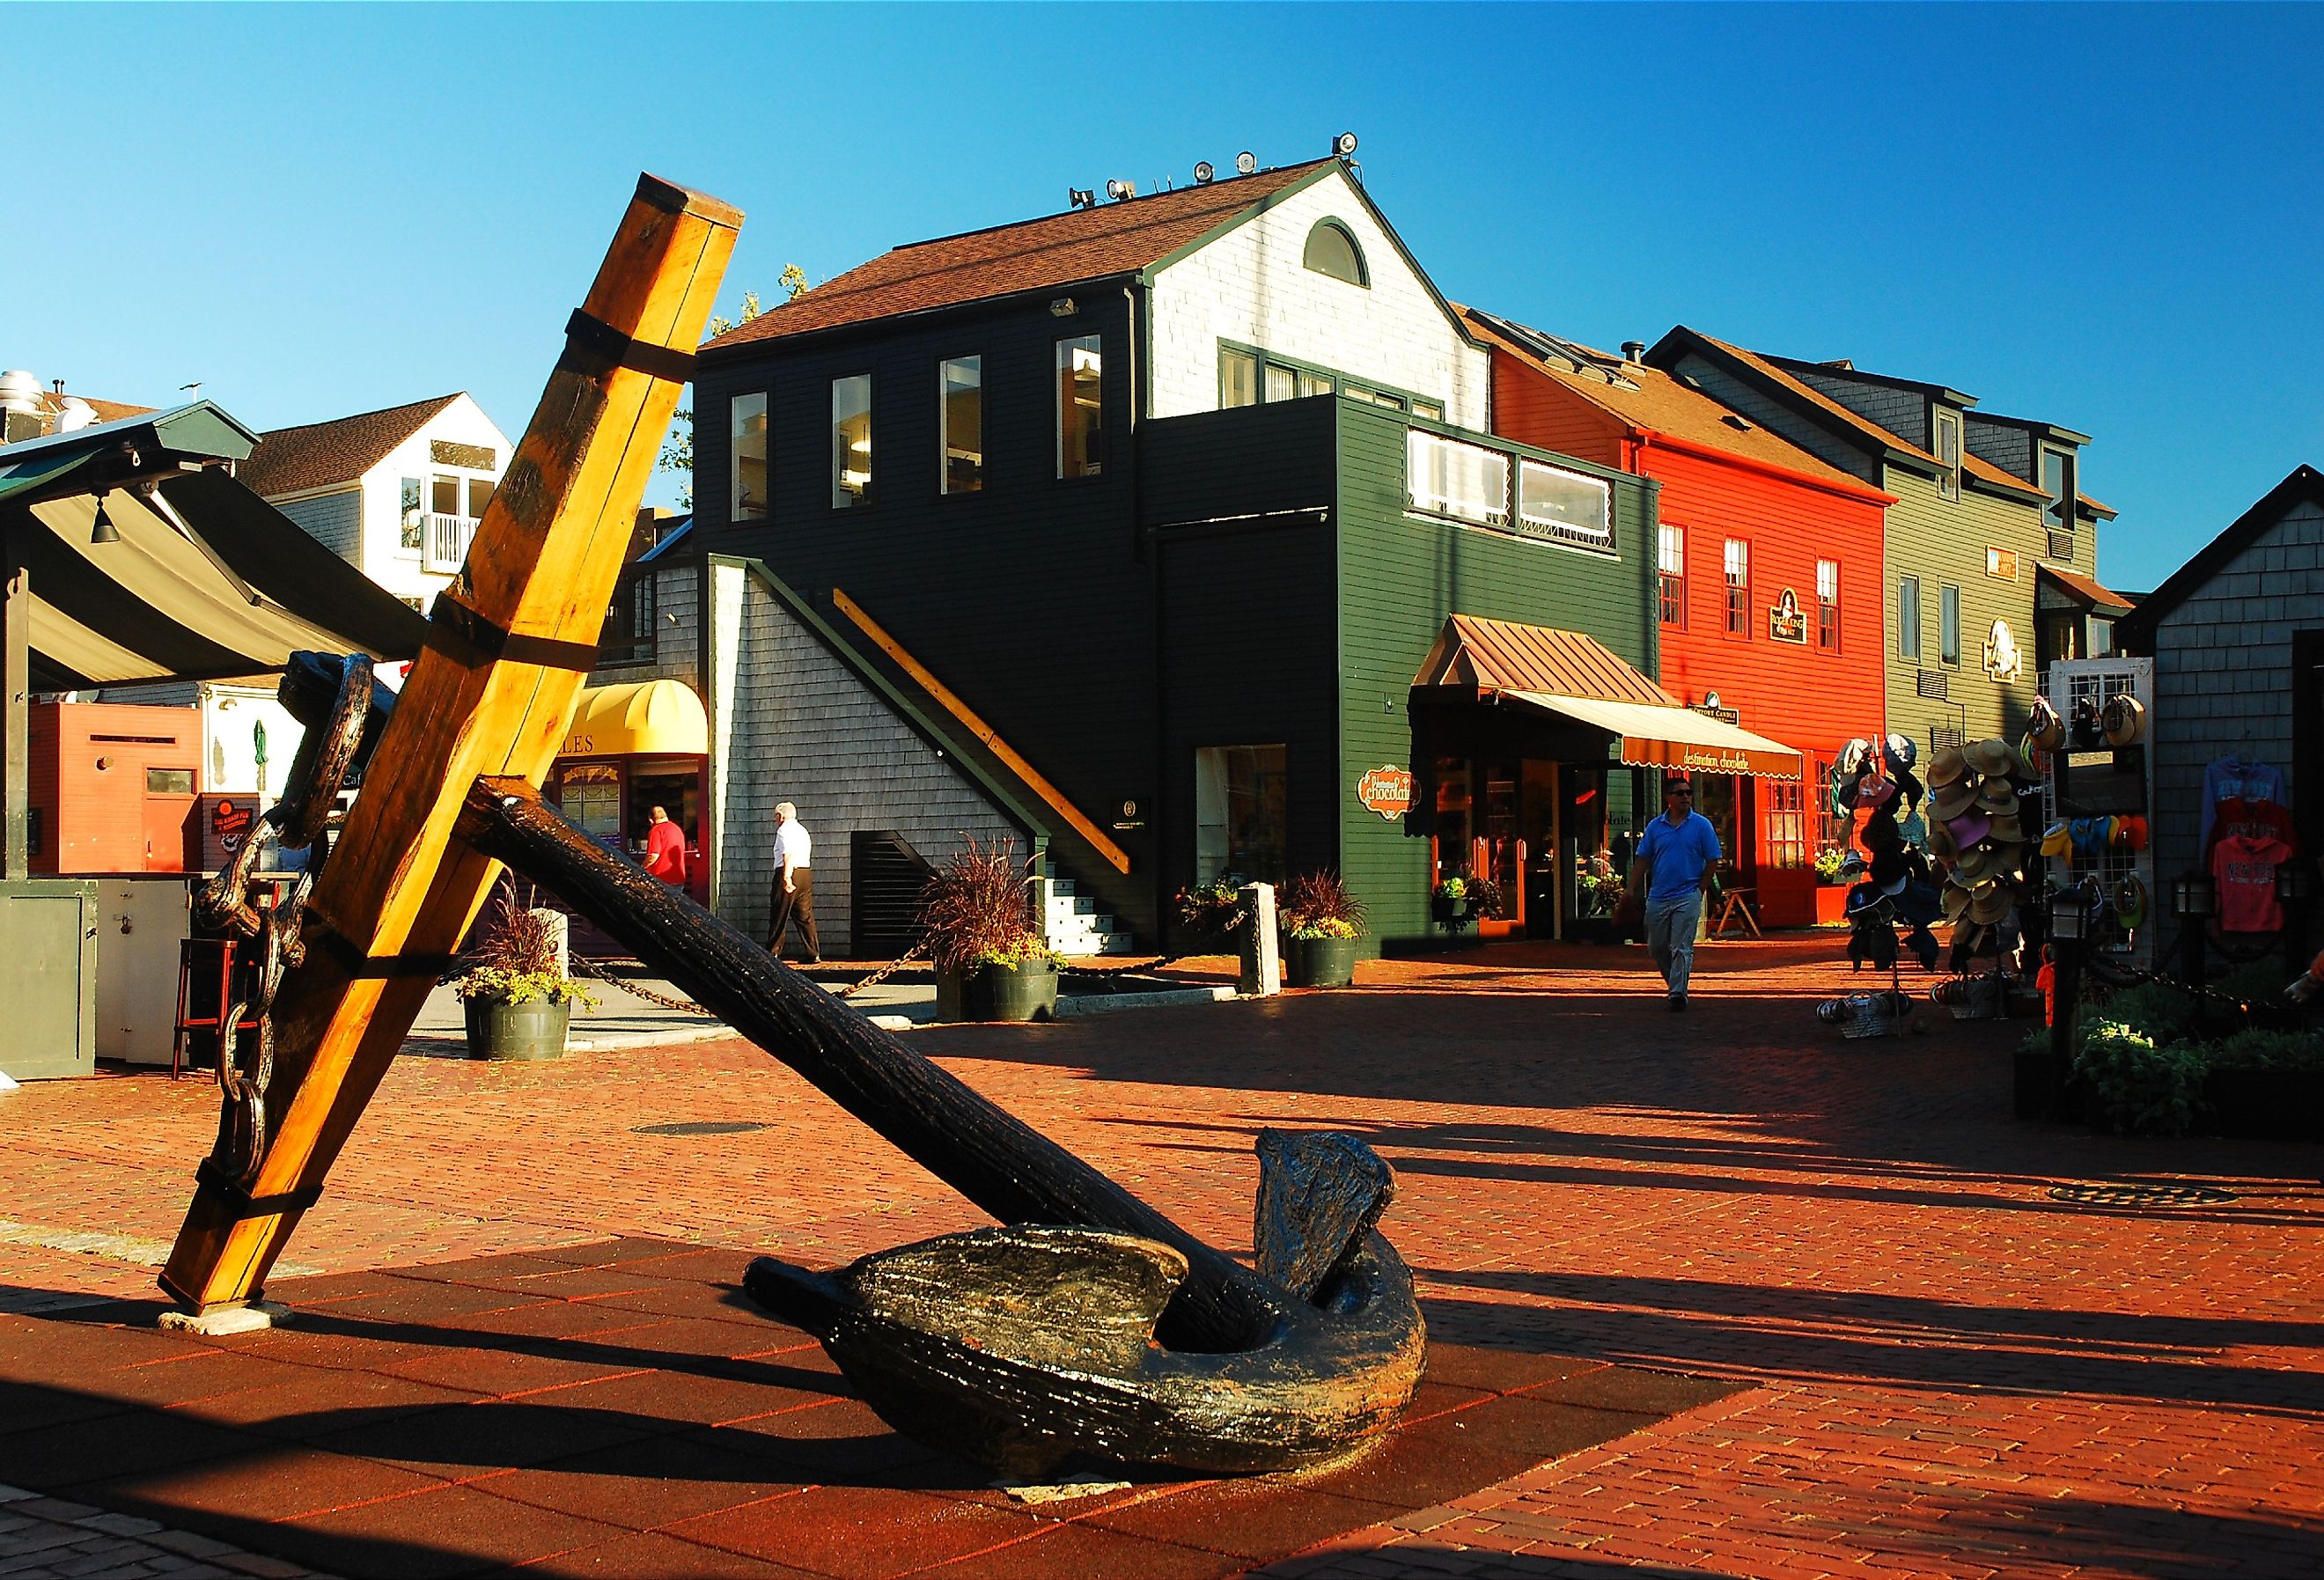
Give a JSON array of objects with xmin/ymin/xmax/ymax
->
[
  {"xmin": 1302, "ymin": 220, "xmax": 1368, "ymax": 288},
  {"xmin": 1935, "ymin": 410, "xmax": 1961, "ymax": 500}
]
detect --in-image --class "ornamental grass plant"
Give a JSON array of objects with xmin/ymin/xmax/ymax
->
[
  {"xmin": 1279, "ymin": 871, "xmax": 1366, "ymax": 941},
  {"xmin": 456, "ymin": 886, "xmax": 599, "ymax": 1007},
  {"xmin": 918, "ymin": 836, "xmax": 1059, "ymax": 975}
]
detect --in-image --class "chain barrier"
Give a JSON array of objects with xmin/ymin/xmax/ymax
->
[
  {"xmin": 192, "ymin": 655, "xmax": 372, "ymax": 1188},
  {"xmin": 2078, "ymin": 944, "xmax": 2282, "ymax": 1017},
  {"xmin": 569, "ymin": 953, "xmax": 708, "ymax": 1014}
]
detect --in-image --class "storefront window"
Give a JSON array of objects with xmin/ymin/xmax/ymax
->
[
  {"xmin": 560, "ymin": 763, "xmax": 622, "ymax": 851},
  {"xmin": 1694, "ymin": 775, "xmax": 1739, "ymax": 874},
  {"xmin": 1194, "ymin": 745, "xmax": 1286, "ymax": 885},
  {"xmin": 1763, "ymin": 779, "xmax": 1806, "ymax": 868}
]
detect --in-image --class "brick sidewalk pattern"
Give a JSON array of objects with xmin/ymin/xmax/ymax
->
[
  {"xmin": 4, "ymin": 935, "xmax": 2320, "ymax": 1576},
  {"xmin": 0, "ymin": 1481, "xmax": 334, "ymax": 1579}
]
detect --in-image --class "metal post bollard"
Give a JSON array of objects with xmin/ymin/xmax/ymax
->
[{"xmin": 1239, "ymin": 882, "xmax": 1281, "ymax": 997}]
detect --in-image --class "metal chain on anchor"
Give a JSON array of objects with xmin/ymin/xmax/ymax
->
[{"xmin": 193, "ymin": 656, "xmax": 374, "ymax": 1188}]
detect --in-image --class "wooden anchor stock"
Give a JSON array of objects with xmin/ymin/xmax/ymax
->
[
  {"xmin": 459, "ymin": 777, "xmax": 1426, "ymax": 1474},
  {"xmin": 158, "ymin": 175, "xmax": 740, "ymax": 1315}
]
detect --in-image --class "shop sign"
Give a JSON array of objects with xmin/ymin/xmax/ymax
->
[
  {"xmin": 211, "ymin": 797, "xmax": 254, "ymax": 854},
  {"xmin": 1983, "ymin": 617, "xmax": 2024, "ymax": 681},
  {"xmin": 1986, "ymin": 547, "xmax": 2019, "ymax": 580},
  {"xmin": 1356, "ymin": 764, "xmax": 1414, "ymax": 820},
  {"xmin": 1767, "ymin": 588, "xmax": 1808, "ymax": 644},
  {"xmin": 1618, "ymin": 736, "xmax": 1805, "ymax": 781}
]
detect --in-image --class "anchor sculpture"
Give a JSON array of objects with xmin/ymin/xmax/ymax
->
[{"xmin": 162, "ymin": 176, "xmax": 1424, "ymax": 1477}]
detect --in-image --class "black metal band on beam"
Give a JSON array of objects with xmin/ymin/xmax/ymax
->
[
  {"xmin": 305, "ymin": 922, "xmax": 460, "ymax": 981},
  {"xmin": 428, "ymin": 595, "xmax": 604, "ymax": 674},
  {"xmin": 562, "ymin": 308, "xmax": 697, "ymax": 385},
  {"xmin": 195, "ymin": 1157, "xmax": 323, "ymax": 1218}
]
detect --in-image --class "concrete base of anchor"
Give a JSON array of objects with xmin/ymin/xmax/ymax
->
[{"xmin": 156, "ymin": 1300, "xmax": 290, "ymax": 1336}]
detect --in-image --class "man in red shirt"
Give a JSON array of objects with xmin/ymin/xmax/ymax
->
[{"xmin": 642, "ymin": 805, "xmax": 688, "ymax": 887}]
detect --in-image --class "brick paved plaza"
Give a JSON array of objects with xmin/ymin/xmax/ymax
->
[{"xmin": 3, "ymin": 937, "xmax": 2320, "ymax": 1577}]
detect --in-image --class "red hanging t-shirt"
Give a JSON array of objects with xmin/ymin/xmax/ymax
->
[
  {"xmin": 2203, "ymin": 797, "xmax": 2300, "ymax": 863},
  {"xmin": 2211, "ymin": 832, "xmax": 2292, "ymax": 933}
]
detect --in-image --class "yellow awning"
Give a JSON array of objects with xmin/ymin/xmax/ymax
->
[{"xmin": 560, "ymin": 680, "xmax": 707, "ymax": 758}]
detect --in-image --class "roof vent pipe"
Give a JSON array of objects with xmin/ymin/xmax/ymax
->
[{"xmin": 1622, "ymin": 342, "xmax": 1646, "ymax": 364}]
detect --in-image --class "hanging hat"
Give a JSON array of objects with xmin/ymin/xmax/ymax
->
[
  {"xmin": 1845, "ymin": 882, "xmax": 1891, "ymax": 922},
  {"xmin": 1838, "ymin": 738, "xmax": 1872, "ymax": 777},
  {"xmin": 2040, "ymin": 819, "xmax": 2072, "ymax": 857},
  {"xmin": 1926, "ymin": 818, "xmax": 1960, "ymax": 863},
  {"xmin": 2102, "ymin": 694, "xmax": 2147, "ymax": 746},
  {"xmin": 1945, "ymin": 811, "xmax": 1993, "ymax": 850},
  {"xmin": 1837, "ymin": 849, "xmax": 1867, "ymax": 883},
  {"xmin": 1986, "ymin": 810, "xmax": 2025, "ymax": 845},
  {"xmin": 1870, "ymin": 848, "xmax": 1909, "ymax": 890},
  {"xmin": 1931, "ymin": 779, "xmax": 1979, "ymax": 821},
  {"xmin": 1957, "ymin": 841, "xmax": 2012, "ymax": 884},
  {"xmin": 1968, "ymin": 884, "xmax": 2014, "ymax": 926},
  {"xmin": 1863, "ymin": 813, "xmax": 1904, "ymax": 851},
  {"xmin": 2028, "ymin": 695, "xmax": 2064, "ymax": 750},
  {"xmin": 1966, "ymin": 738, "xmax": 2028, "ymax": 781},
  {"xmin": 1942, "ymin": 881, "xmax": 1974, "ymax": 921},
  {"xmin": 2069, "ymin": 696, "xmax": 2106, "ymax": 749},
  {"xmin": 1975, "ymin": 776, "xmax": 2020, "ymax": 814},
  {"xmin": 2114, "ymin": 872, "xmax": 2150, "ymax": 930},
  {"xmin": 1884, "ymin": 733, "xmax": 1918, "ymax": 771},
  {"xmin": 1857, "ymin": 773, "xmax": 1899, "ymax": 812},
  {"xmin": 2116, "ymin": 814, "xmax": 2149, "ymax": 852},
  {"xmin": 1926, "ymin": 745, "xmax": 1970, "ymax": 789}
]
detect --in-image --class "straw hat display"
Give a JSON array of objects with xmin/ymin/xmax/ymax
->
[
  {"xmin": 1931, "ymin": 779, "xmax": 1979, "ymax": 821},
  {"xmin": 1975, "ymin": 776, "xmax": 2019, "ymax": 814},
  {"xmin": 1926, "ymin": 745, "xmax": 1970, "ymax": 789},
  {"xmin": 1968, "ymin": 884, "xmax": 2014, "ymax": 925},
  {"xmin": 2028, "ymin": 695, "xmax": 2064, "ymax": 750},
  {"xmin": 1918, "ymin": 736, "xmax": 2041, "ymax": 958},
  {"xmin": 1926, "ymin": 819, "xmax": 1960, "ymax": 863},
  {"xmin": 2103, "ymin": 693, "xmax": 2147, "ymax": 746},
  {"xmin": 1966, "ymin": 738, "xmax": 2029, "ymax": 781}
]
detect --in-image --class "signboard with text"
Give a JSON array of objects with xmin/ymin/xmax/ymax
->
[
  {"xmin": 1356, "ymin": 765, "xmax": 1414, "ymax": 820},
  {"xmin": 1768, "ymin": 588, "xmax": 1808, "ymax": 644}
]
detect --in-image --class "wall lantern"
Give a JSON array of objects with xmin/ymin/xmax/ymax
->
[
  {"xmin": 2049, "ymin": 889, "xmax": 2088, "ymax": 943},
  {"xmin": 2172, "ymin": 874, "xmax": 2217, "ymax": 920},
  {"xmin": 2276, "ymin": 862, "xmax": 2316, "ymax": 907}
]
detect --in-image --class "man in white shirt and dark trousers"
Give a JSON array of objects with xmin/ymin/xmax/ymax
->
[{"xmin": 767, "ymin": 802, "xmax": 820, "ymax": 963}]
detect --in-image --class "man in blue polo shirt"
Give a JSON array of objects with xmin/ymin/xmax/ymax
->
[{"xmin": 1632, "ymin": 776, "xmax": 1722, "ymax": 1010}]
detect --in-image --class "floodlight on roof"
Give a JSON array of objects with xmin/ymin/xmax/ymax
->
[
  {"xmin": 1333, "ymin": 131, "xmax": 1358, "ymax": 158},
  {"xmin": 1105, "ymin": 179, "xmax": 1137, "ymax": 202},
  {"xmin": 1235, "ymin": 151, "xmax": 1256, "ymax": 175},
  {"xmin": 1068, "ymin": 187, "xmax": 1096, "ymax": 210},
  {"xmin": 1193, "ymin": 161, "xmax": 1215, "ymax": 185}
]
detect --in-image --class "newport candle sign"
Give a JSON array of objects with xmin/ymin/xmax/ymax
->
[{"xmin": 1357, "ymin": 764, "xmax": 1414, "ymax": 820}]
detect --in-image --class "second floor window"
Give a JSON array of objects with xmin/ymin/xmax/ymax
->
[
  {"xmin": 1515, "ymin": 459, "xmax": 1613, "ymax": 552},
  {"xmin": 1406, "ymin": 430, "xmax": 1508, "ymax": 528},
  {"xmin": 1057, "ymin": 335, "xmax": 1103, "ymax": 478},
  {"xmin": 831, "ymin": 375, "xmax": 871, "ymax": 508},
  {"xmin": 1220, "ymin": 348, "xmax": 1257, "ymax": 408},
  {"xmin": 1724, "ymin": 539, "xmax": 1750, "ymax": 636},
  {"xmin": 940, "ymin": 357, "xmax": 982, "ymax": 494},
  {"xmin": 1899, "ymin": 576, "xmax": 1922, "ymax": 660},
  {"xmin": 2042, "ymin": 446, "xmax": 2076, "ymax": 534},
  {"xmin": 1936, "ymin": 410, "xmax": 1961, "ymax": 500},
  {"xmin": 731, "ymin": 393, "xmax": 768, "ymax": 520},
  {"xmin": 1816, "ymin": 559, "xmax": 1840, "ymax": 650},
  {"xmin": 1940, "ymin": 582, "xmax": 1961, "ymax": 666},
  {"xmin": 1658, "ymin": 525, "xmax": 1686, "ymax": 627}
]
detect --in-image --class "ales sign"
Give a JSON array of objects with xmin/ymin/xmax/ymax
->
[{"xmin": 1357, "ymin": 764, "xmax": 1414, "ymax": 820}]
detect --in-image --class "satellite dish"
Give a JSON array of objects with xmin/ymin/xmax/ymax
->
[
  {"xmin": 1234, "ymin": 151, "xmax": 1256, "ymax": 175},
  {"xmin": 1193, "ymin": 160, "xmax": 1214, "ymax": 185}
]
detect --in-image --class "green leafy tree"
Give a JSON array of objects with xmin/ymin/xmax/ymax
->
[{"xmin": 658, "ymin": 266, "xmax": 809, "ymax": 508}]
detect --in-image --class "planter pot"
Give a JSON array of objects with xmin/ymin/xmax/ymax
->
[
  {"xmin": 1285, "ymin": 935, "xmax": 1359, "ymax": 988},
  {"xmin": 937, "ymin": 960, "xmax": 1059, "ymax": 1023},
  {"xmin": 2202, "ymin": 1067, "xmax": 2324, "ymax": 1141},
  {"xmin": 1430, "ymin": 894, "xmax": 1477, "ymax": 925},
  {"xmin": 464, "ymin": 996, "xmax": 571, "ymax": 1062}
]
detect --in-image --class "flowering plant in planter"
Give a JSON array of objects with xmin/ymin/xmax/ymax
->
[
  {"xmin": 455, "ymin": 890, "xmax": 599, "ymax": 1007},
  {"xmin": 1173, "ymin": 874, "xmax": 1249, "ymax": 951},
  {"xmin": 1278, "ymin": 871, "xmax": 1367, "ymax": 942},
  {"xmin": 1813, "ymin": 848, "xmax": 1849, "ymax": 885},
  {"xmin": 919, "ymin": 838, "xmax": 1061, "ymax": 1021}
]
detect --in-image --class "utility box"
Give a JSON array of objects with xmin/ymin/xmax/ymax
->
[
  {"xmin": 0, "ymin": 878, "xmax": 99, "ymax": 1080},
  {"xmin": 92, "ymin": 875, "xmax": 196, "ymax": 1066}
]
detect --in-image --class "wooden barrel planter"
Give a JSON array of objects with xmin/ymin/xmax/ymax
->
[
  {"xmin": 936, "ymin": 960, "xmax": 1059, "ymax": 1023},
  {"xmin": 1285, "ymin": 935, "xmax": 1359, "ymax": 988},
  {"xmin": 464, "ymin": 996, "xmax": 571, "ymax": 1061}
]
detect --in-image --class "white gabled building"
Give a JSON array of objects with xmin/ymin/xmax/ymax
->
[{"xmin": 237, "ymin": 393, "xmax": 512, "ymax": 611}]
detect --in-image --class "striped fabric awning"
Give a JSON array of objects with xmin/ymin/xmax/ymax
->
[{"xmin": 7, "ymin": 465, "xmax": 426, "ymax": 688}]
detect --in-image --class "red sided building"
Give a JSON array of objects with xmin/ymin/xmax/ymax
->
[{"xmin": 1463, "ymin": 310, "xmax": 1894, "ymax": 926}]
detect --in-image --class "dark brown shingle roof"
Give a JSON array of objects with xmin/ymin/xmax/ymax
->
[
  {"xmin": 238, "ymin": 393, "xmax": 461, "ymax": 498},
  {"xmin": 704, "ymin": 161, "xmax": 1336, "ymax": 353}
]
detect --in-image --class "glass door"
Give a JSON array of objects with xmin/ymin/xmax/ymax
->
[{"xmin": 1476, "ymin": 758, "xmax": 1524, "ymax": 937}]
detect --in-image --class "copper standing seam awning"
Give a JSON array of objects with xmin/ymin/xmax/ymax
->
[{"xmin": 1411, "ymin": 613, "xmax": 1806, "ymax": 781}]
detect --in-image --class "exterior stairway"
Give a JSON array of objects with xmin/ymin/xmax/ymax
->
[{"xmin": 1041, "ymin": 874, "xmax": 1133, "ymax": 957}]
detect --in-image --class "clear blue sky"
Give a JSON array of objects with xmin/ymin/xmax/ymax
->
[{"xmin": 7, "ymin": 4, "xmax": 2318, "ymax": 590}]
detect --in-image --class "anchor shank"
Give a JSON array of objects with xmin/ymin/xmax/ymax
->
[{"xmin": 459, "ymin": 775, "xmax": 1273, "ymax": 1350}]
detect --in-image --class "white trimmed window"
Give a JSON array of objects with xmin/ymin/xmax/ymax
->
[
  {"xmin": 1406, "ymin": 430, "xmax": 1508, "ymax": 528},
  {"xmin": 1516, "ymin": 459, "xmax": 1613, "ymax": 552}
]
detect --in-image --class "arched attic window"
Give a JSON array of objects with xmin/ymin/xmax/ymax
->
[{"xmin": 1303, "ymin": 219, "xmax": 1369, "ymax": 287}]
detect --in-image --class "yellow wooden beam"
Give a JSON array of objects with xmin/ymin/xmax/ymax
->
[
  {"xmin": 830, "ymin": 587, "xmax": 1132, "ymax": 876},
  {"xmin": 160, "ymin": 175, "xmax": 739, "ymax": 1313}
]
